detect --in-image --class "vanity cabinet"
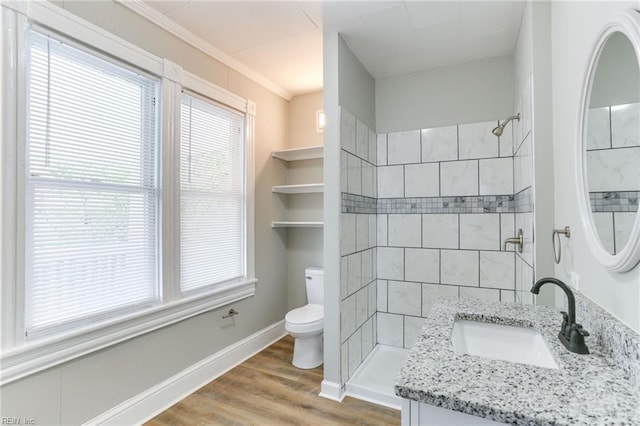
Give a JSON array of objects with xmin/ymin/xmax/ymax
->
[
  {"xmin": 271, "ymin": 145, "xmax": 323, "ymax": 228},
  {"xmin": 402, "ymin": 400, "xmax": 507, "ymax": 426}
]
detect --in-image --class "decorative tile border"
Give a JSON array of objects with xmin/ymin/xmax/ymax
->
[
  {"xmin": 590, "ymin": 191, "xmax": 639, "ymax": 213},
  {"xmin": 341, "ymin": 193, "xmax": 515, "ymax": 214},
  {"xmin": 341, "ymin": 193, "xmax": 377, "ymax": 214}
]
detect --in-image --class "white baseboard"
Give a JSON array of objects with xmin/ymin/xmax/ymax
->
[
  {"xmin": 319, "ymin": 380, "xmax": 344, "ymax": 402},
  {"xmin": 86, "ymin": 320, "xmax": 287, "ymax": 425}
]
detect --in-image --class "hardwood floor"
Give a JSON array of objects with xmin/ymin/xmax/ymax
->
[{"xmin": 146, "ymin": 336, "xmax": 400, "ymax": 426}]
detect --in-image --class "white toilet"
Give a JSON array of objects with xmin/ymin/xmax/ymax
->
[{"xmin": 285, "ymin": 267, "xmax": 324, "ymax": 369}]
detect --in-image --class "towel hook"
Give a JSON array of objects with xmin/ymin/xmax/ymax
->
[{"xmin": 552, "ymin": 226, "xmax": 571, "ymax": 264}]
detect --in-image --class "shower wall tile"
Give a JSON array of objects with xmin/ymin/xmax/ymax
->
[
  {"xmin": 500, "ymin": 213, "xmax": 516, "ymax": 252},
  {"xmin": 377, "ymin": 247, "xmax": 404, "ymax": 280},
  {"xmin": 367, "ymin": 281, "xmax": 376, "ymax": 318},
  {"xmin": 356, "ymin": 288, "xmax": 369, "ymax": 327},
  {"xmin": 440, "ymin": 160, "xmax": 478, "ymax": 196},
  {"xmin": 480, "ymin": 251, "xmax": 515, "ymax": 289},
  {"xmin": 587, "ymin": 106, "xmax": 611, "ymax": 150},
  {"xmin": 347, "ymin": 252, "xmax": 362, "ymax": 296},
  {"xmin": 516, "ymin": 212, "xmax": 534, "ymax": 266},
  {"xmin": 387, "ymin": 130, "xmax": 421, "ymax": 165},
  {"xmin": 422, "ymin": 283, "xmax": 459, "ymax": 316},
  {"xmin": 388, "ymin": 214, "xmax": 422, "ymax": 248},
  {"xmin": 611, "ymin": 103, "xmax": 640, "ymax": 148},
  {"xmin": 368, "ymin": 128, "xmax": 377, "ymax": 165},
  {"xmin": 499, "ymin": 121, "xmax": 514, "ymax": 157},
  {"xmin": 458, "ymin": 120, "xmax": 499, "ymax": 160},
  {"xmin": 441, "ymin": 249, "xmax": 479, "ymax": 287},
  {"xmin": 341, "ymin": 294, "xmax": 356, "ymax": 343},
  {"xmin": 586, "ymin": 147, "xmax": 640, "ymax": 192},
  {"xmin": 388, "ymin": 280, "xmax": 422, "ymax": 316},
  {"xmin": 362, "ymin": 162, "xmax": 376, "ymax": 198},
  {"xmin": 405, "ymin": 163, "xmax": 440, "ymax": 197},
  {"xmin": 421, "ymin": 126, "xmax": 458, "ymax": 162},
  {"xmin": 356, "ymin": 214, "xmax": 369, "ymax": 251},
  {"xmin": 341, "ymin": 341, "xmax": 349, "ymax": 382},
  {"xmin": 479, "ymin": 157, "xmax": 513, "ymax": 195},
  {"xmin": 459, "ymin": 214, "xmax": 500, "ymax": 250},
  {"xmin": 459, "ymin": 286, "xmax": 500, "ymax": 302},
  {"xmin": 422, "ymin": 214, "xmax": 459, "ymax": 249},
  {"xmin": 348, "ymin": 328, "xmax": 362, "ymax": 377},
  {"xmin": 341, "ymin": 257, "xmax": 348, "ymax": 300},
  {"xmin": 614, "ymin": 212, "xmax": 636, "ymax": 254},
  {"xmin": 404, "ymin": 248, "xmax": 439, "ymax": 283},
  {"xmin": 362, "ymin": 248, "xmax": 374, "ymax": 285},
  {"xmin": 378, "ymin": 165, "xmax": 404, "ymax": 198},
  {"xmin": 377, "ymin": 134, "xmax": 388, "ymax": 166},
  {"xmin": 361, "ymin": 316, "xmax": 374, "ymax": 358},
  {"xmin": 514, "ymin": 133, "xmax": 532, "ymax": 194},
  {"xmin": 377, "ymin": 214, "xmax": 388, "ymax": 246},
  {"xmin": 592, "ymin": 212, "xmax": 615, "ymax": 254},
  {"xmin": 341, "ymin": 214, "xmax": 356, "ymax": 255},
  {"xmin": 404, "ymin": 316, "xmax": 426, "ymax": 349},
  {"xmin": 356, "ymin": 118, "xmax": 369, "ymax": 160},
  {"xmin": 340, "ymin": 107, "xmax": 356, "ymax": 154},
  {"xmin": 341, "ymin": 150, "xmax": 348, "ymax": 193},
  {"xmin": 377, "ymin": 279, "xmax": 388, "ymax": 311},
  {"xmin": 377, "ymin": 312, "xmax": 404, "ymax": 347},
  {"xmin": 347, "ymin": 153, "xmax": 362, "ymax": 195},
  {"xmin": 501, "ymin": 290, "xmax": 516, "ymax": 303}
]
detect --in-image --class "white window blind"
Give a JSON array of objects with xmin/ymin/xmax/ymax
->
[
  {"xmin": 180, "ymin": 93, "xmax": 246, "ymax": 293},
  {"xmin": 25, "ymin": 30, "xmax": 160, "ymax": 337}
]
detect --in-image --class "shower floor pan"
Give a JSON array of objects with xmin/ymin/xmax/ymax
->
[{"xmin": 345, "ymin": 344, "xmax": 410, "ymax": 410}]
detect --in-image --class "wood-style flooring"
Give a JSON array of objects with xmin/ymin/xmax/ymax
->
[{"xmin": 146, "ymin": 336, "xmax": 400, "ymax": 426}]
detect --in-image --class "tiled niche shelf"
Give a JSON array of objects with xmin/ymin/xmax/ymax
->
[{"xmin": 271, "ymin": 145, "xmax": 324, "ymax": 229}]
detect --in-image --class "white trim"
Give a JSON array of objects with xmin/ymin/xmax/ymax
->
[
  {"xmin": 85, "ymin": 320, "xmax": 287, "ymax": 426},
  {"xmin": 4, "ymin": 1, "xmax": 164, "ymax": 77},
  {"xmin": 182, "ymin": 70, "xmax": 248, "ymax": 114},
  {"xmin": 575, "ymin": 9, "xmax": 640, "ymax": 272},
  {"xmin": 319, "ymin": 380, "xmax": 344, "ymax": 402},
  {"xmin": 344, "ymin": 383, "xmax": 401, "ymax": 410},
  {"xmin": 0, "ymin": 279, "xmax": 257, "ymax": 385},
  {"xmin": 116, "ymin": 0, "xmax": 293, "ymax": 101}
]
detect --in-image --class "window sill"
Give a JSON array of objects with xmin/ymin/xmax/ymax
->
[{"xmin": 0, "ymin": 278, "xmax": 257, "ymax": 385}]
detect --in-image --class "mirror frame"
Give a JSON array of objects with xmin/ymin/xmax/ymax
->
[{"xmin": 576, "ymin": 9, "xmax": 640, "ymax": 272}]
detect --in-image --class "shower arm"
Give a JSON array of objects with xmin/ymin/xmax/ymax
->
[{"xmin": 499, "ymin": 114, "xmax": 520, "ymax": 127}]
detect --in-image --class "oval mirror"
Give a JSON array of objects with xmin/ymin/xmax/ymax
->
[{"xmin": 577, "ymin": 9, "xmax": 640, "ymax": 272}]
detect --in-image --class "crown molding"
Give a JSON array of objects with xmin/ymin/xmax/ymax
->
[{"xmin": 116, "ymin": 0, "xmax": 293, "ymax": 101}]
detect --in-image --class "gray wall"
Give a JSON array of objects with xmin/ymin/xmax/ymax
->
[
  {"xmin": 375, "ymin": 55, "xmax": 514, "ymax": 133},
  {"xmin": 0, "ymin": 1, "xmax": 289, "ymax": 423},
  {"xmin": 551, "ymin": 0, "xmax": 640, "ymax": 333}
]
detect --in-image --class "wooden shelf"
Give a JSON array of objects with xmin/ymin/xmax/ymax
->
[
  {"xmin": 272, "ymin": 183, "xmax": 323, "ymax": 194},
  {"xmin": 272, "ymin": 145, "xmax": 323, "ymax": 161},
  {"xmin": 271, "ymin": 221, "xmax": 324, "ymax": 228}
]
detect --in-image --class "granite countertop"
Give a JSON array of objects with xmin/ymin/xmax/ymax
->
[{"xmin": 395, "ymin": 297, "xmax": 640, "ymax": 425}]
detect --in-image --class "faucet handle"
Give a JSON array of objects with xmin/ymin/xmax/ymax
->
[{"xmin": 573, "ymin": 323, "xmax": 590, "ymax": 337}]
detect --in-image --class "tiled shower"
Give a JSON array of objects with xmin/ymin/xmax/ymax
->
[{"xmin": 339, "ymin": 77, "xmax": 535, "ymax": 384}]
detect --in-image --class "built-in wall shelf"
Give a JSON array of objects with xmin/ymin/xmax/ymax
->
[
  {"xmin": 272, "ymin": 145, "xmax": 323, "ymax": 162},
  {"xmin": 272, "ymin": 183, "xmax": 324, "ymax": 194},
  {"xmin": 271, "ymin": 221, "xmax": 324, "ymax": 228}
]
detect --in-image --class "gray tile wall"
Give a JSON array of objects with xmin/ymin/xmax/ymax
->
[
  {"xmin": 339, "ymin": 108, "xmax": 377, "ymax": 382},
  {"xmin": 375, "ymin": 119, "xmax": 519, "ymax": 349}
]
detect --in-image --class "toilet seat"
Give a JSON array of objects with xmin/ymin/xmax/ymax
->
[{"xmin": 285, "ymin": 304, "xmax": 323, "ymax": 334}]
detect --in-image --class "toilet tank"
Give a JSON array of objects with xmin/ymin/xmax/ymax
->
[{"xmin": 305, "ymin": 267, "xmax": 324, "ymax": 304}]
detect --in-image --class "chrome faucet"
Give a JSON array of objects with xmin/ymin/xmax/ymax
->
[
  {"xmin": 503, "ymin": 228, "xmax": 523, "ymax": 253},
  {"xmin": 531, "ymin": 277, "xmax": 590, "ymax": 355}
]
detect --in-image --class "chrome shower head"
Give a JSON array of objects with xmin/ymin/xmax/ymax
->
[{"xmin": 492, "ymin": 113, "xmax": 520, "ymax": 137}]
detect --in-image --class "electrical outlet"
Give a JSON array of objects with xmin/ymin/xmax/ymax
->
[{"xmin": 570, "ymin": 271, "xmax": 580, "ymax": 290}]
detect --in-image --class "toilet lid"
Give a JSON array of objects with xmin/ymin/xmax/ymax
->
[{"xmin": 286, "ymin": 304, "xmax": 323, "ymax": 324}]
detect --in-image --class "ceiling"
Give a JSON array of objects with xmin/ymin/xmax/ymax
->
[{"xmin": 145, "ymin": 1, "xmax": 526, "ymax": 99}]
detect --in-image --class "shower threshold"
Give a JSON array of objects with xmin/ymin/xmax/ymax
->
[{"xmin": 345, "ymin": 344, "xmax": 410, "ymax": 410}]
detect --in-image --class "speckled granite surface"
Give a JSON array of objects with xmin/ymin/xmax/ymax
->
[{"xmin": 395, "ymin": 297, "xmax": 640, "ymax": 425}]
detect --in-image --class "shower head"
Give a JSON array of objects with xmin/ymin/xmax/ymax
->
[{"xmin": 492, "ymin": 113, "xmax": 521, "ymax": 137}]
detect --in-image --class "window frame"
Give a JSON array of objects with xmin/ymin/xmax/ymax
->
[{"xmin": 0, "ymin": 1, "xmax": 256, "ymax": 385}]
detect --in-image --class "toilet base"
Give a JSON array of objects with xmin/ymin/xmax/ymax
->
[{"xmin": 291, "ymin": 333, "xmax": 323, "ymax": 369}]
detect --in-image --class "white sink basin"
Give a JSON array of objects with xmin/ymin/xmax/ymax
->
[{"xmin": 451, "ymin": 320, "xmax": 558, "ymax": 369}]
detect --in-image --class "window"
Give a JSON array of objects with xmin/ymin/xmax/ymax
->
[
  {"xmin": 180, "ymin": 93, "xmax": 246, "ymax": 293},
  {"xmin": 1, "ymin": 5, "xmax": 255, "ymax": 383},
  {"xmin": 25, "ymin": 30, "xmax": 160, "ymax": 338}
]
